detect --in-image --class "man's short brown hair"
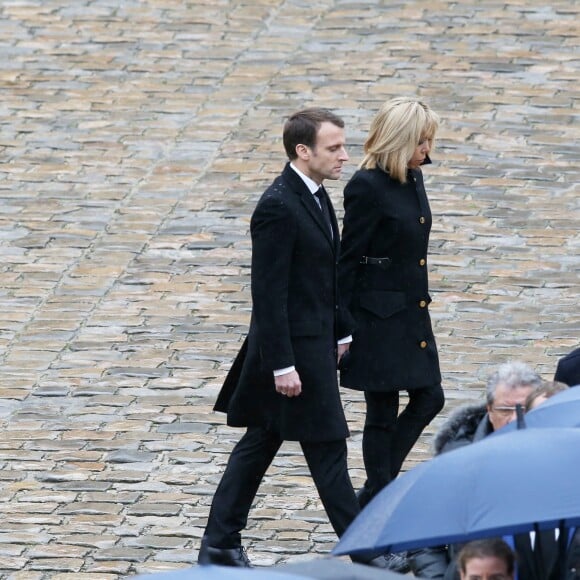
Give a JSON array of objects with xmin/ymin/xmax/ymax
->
[
  {"xmin": 283, "ymin": 108, "xmax": 344, "ymax": 160},
  {"xmin": 457, "ymin": 538, "xmax": 515, "ymax": 575}
]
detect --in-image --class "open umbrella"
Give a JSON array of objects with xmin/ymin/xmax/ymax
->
[
  {"xmin": 277, "ymin": 556, "xmax": 407, "ymax": 579},
  {"xmin": 333, "ymin": 428, "xmax": 580, "ymax": 561},
  {"xmin": 136, "ymin": 564, "xmax": 310, "ymax": 579},
  {"xmin": 497, "ymin": 386, "xmax": 580, "ymax": 433}
]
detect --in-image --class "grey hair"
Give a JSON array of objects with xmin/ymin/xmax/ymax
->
[{"xmin": 486, "ymin": 362, "xmax": 542, "ymax": 406}]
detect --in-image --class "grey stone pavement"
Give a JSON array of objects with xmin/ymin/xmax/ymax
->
[{"xmin": 0, "ymin": 0, "xmax": 578, "ymax": 577}]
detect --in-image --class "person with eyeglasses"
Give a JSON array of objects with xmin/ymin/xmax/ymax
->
[
  {"xmin": 409, "ymin": 361, "xmax": 547, "ymax": 579},
  {"xmin": 430, "ymin": 361, "xmax": 542, "ymax": 457}
]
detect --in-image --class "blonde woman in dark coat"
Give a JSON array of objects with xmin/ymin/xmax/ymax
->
[{"xmin": 338, "ymin": 97, "xmax": 445, "ymax": 508}]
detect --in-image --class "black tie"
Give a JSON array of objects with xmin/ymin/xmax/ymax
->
[{"xmin": 314, "ymin": 187, "xmax": 333, "ymax": 238}]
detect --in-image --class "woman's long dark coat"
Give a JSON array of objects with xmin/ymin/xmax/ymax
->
[{"xmin": 338, "ymin": 166, "xmax": 441, "ymax": 392}]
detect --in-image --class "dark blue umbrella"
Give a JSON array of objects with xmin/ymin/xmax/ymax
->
[
  {"xmin": 333, "ymin": 428, "xmax": 580, "ymax": 558},
  {"xmin": 137, "ymin": 560, "xmax": 406, "ymax": 579},
  {"xmin": 497, "ymin": 386, "xmax": 580, "ymax": 433},
  {"xmin": 278, "ymin": 557, "xmax": 407, "ymax": 578},
  {"xmin": 136, "ymin": 564, "xmax": 310, "ymax": 579}
]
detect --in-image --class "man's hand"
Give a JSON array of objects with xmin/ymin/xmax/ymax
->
[
  {"xmin": 275, "ymin": 370, "xmax": 302, "ymax": 397},
  {"xmin": 337, "ymin": 342, "xmax": 350, "ymax": 364}
]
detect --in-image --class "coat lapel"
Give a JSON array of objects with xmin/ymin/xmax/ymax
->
[
  {"xmin": 301, "ymin": 188, "xmax": 336, "ymax": 247},
  {"xmin": 319, "ymin": 185, "xmax": 340, "ymax": 253},
  {"xmin": 282, "ymin": 164, "xmax": 336, "ymax": 250}
]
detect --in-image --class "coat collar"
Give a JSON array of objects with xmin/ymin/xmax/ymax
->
[
  {"xmin": 282, "ymin": 163, "xmax": 338, "ymax": 250},
  {"xmin": 289, "ymin": 162, "xmax": 319, "ymax": 193},
  {"xmin": 433, "ymin": 402, "xmax": 488, "ymax": 455}
]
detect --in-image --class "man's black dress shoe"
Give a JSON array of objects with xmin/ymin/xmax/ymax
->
[{"xmin": 198, "ymin": 541, "xmax": 251, "ymax": 567}]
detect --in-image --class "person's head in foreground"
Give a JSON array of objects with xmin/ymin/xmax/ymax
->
[
  {"xmin": 524, "ymin": 380, "xmax": 568, "ymax": 411},
  {"xmin": 458, "ymin": 538, "xmax": 515, "ymax": 580}
]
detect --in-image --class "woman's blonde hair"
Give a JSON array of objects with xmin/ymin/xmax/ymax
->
[{"xmin": 360, "ymin": 97, "xmax": 440, "ymax": 183}]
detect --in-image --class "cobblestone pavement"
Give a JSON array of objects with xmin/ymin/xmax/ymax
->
[{"xmin": 0, "ymin": 0, "xmax": 578, "ymax": 577}]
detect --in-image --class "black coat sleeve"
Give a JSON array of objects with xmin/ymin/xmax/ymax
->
[{"xmin": 250, "ymin": 193, "xmax": 297, "ymax": 371}]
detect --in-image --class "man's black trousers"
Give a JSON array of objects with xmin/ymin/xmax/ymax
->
[{"xmin": 203, "ymin": 425, "xmax": 359, "ymax": 548}]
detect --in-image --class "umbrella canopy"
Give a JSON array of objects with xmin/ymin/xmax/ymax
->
[
  {"xmin": 277, "ymin": 557, "xmax": 407, "ymax": 579},
  {"xmin": 497, "ymin": 386, "xmax": 580, "ymax": 433},
  {"xmin": 333, "ymin": 427, "xmax": 580, "ymax": 557},
  {"xmin": 136, "ymin": 564, "xmax": 310, "ymax": 579}
]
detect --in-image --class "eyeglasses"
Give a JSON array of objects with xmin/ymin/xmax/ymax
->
[{"xmin": 491, "ymin": 405, "xmax": 520, "ymax": 417}]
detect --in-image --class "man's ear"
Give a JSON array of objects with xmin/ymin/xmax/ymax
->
[{"xmin": 295, "ymin": 143, "xmax": 310, "ymax": 160}]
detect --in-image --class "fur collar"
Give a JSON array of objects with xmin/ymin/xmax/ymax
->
[{"xmin": 433, "ymin": 402, "xmax": 487, "ymax": 455}]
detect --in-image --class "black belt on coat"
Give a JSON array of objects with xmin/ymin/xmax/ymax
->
[{"xmin": 360, "ymin": 256, "xmax": 391, "ymax": 269}]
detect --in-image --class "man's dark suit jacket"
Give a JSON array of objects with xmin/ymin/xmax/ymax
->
[
  {"xmin": 513, "ymin": 530, "xmax": 560, "ymax": 580},
  {"xmin": 215, "ymin": 163, "xmax": 352, "ymax": 442}
]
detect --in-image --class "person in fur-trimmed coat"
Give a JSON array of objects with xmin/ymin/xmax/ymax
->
[{"xmin": 408, "ymin": 362, "xmax": 580, "ymax": 580}]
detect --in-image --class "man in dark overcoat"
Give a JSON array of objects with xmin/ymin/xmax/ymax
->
[
  {"xmin": 198, "ymin": 109, "xmax": 387, "ymax": 568},
  {"xmin": 554, "ymin": 346, "xmax": 580, "ymax": 387}
]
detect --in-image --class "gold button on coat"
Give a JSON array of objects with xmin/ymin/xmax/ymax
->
[
  {"xmin": 419, "ymin": 217, "xmax": 425, "ymax": 224},
  {"xmin": 419, "ymin": 300, "xmax": 427, "ymax": 308},
  {"xmin": 419, "ymin": 258, "xmax": 426, "ymax": 266},
  {"xmin": 420, "ymin": 341, "xmax": 427, "ymax": 349}
]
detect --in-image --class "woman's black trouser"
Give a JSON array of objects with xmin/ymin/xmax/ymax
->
[{"xmin": 360, "ymin": 384, "xmax": 444, "ymax": 504}]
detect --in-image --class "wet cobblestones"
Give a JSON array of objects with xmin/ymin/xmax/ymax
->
[{"xmin": 0, "ymin": 0, "xmax": 578, "ymax": 577}]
